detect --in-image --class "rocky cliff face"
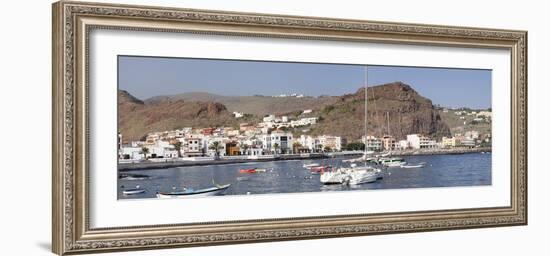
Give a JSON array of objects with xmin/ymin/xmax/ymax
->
[{"xmin": 310, "ymin": 82, "xmax": 451, "ymax": 140}]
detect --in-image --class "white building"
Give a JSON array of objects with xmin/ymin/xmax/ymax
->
[
  {"xmin": 290, "ymin": 117, "xmax": 318, "ymax": 127},
  {"xmin": 202, "ymin": 136, "xmax": 227, "ymax": 157},
  {"xmin": 233, "ymin": 111, "xmax": 244, "ymax": 118},
  {"xmin": 263, "ymin": 114, "xmax": 276, "ymax": 122},
  {"xmin": 119, "ymin": 146, "xmax": 144, "ymax": 160},
  {"xmin": 299, "ymin": 135, "xmax": 322, "ymax": 153},
  {"xmin": 318, "ymin": 135, "xmax": 342, "ymax": 152},
  {"xmin": 261, "ymin": 131, "xmax": 293, "ymax": 154},
  {"xmin": 477, "ymin": 111, "xmax": 492, "ymax": 118},
  {"xmin": 183, "ymin": 136, "xmax": 204, "ymax": 157},
  {"xmin": 407, "ymin": 134, "xmax": 437, "ymax": 149},
  {"xmin": 362, "ymin": 135, "xmax": 382, "ymax": 152},
  {"xmin": 465, "ymin": 131, "xmax": 480, "ymax": 140},
  {"xmin": 398, "ymin": 140, "xmax": 409, "ymax": 150}
]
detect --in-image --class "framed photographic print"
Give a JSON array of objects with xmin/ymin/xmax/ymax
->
[{"xmin": 52, "ymin": 1, "xmax": 527, "ymax": 255}]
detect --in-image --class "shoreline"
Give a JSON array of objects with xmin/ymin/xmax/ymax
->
[{"xmin": 119, "ymin": 147, "xmax": 491, "ymax": 171}]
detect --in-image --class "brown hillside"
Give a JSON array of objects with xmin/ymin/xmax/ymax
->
[
  {"xmin": 308, "ymin": 82, "xmax": 451, "ymax": 140},
  {"xmin": 118, "ymin": 90, "xmax": 258, "ymax": 142}
]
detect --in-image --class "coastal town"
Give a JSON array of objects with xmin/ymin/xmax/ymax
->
[{"xmin": 118, "ymin": 107, "xmax": 492, "ymax": 163}]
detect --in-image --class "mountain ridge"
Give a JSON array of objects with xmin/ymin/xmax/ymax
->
[{"xmin": 118, "ymin": 82, "xmax": 451, "ymax": 142}]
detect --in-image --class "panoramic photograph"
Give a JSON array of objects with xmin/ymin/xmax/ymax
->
[{"xmin": 117, "ymin": 56, "xmax": 492, "ymax": 199}]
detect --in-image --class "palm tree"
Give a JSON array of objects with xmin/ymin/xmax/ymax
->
[
  {"xmin": 209, "ymin": 141, "xmax": 223, "ymax": 159},
  {"xmin": 241, "ymin": 144, "xmax": 249, "ymax": 155},
  {"xmin": 292, "ymin": 142, "xmax": 303, "ymax": 154},
  {"xmin": 272, "ymin": 143, "xmax": 280, "ymax": 155},
  {"xmin": 172, "ymin": 141, "xmax": 182, "ymax": 158},
  {"xmin": 140, "ymin": 147, "xmax": 149, "ymax": 159}
]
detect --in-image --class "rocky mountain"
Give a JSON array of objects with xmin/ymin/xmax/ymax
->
[
  {"xmin": 307, "ymin": 82, "xmax": 451, "ymax": 140},
  {"xmin": 118, "ymin": 90, "xmax": 258, "ymax": 142},
  {"xmin": 118, "ymin": 81, "xmax": 451, "ymax": 142}
]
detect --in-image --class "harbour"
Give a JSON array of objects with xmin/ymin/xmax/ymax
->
[{"xmin": 118, "ymin": 152, "xmax": 491, "ymax": 199}]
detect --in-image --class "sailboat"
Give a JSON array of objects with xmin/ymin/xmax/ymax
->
[{"xmin": 320, "ymin": 67, "xmax": 383, "ymax": 185}]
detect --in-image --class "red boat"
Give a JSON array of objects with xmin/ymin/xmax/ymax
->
[
  {"xmin": 239, "ymin": 168, "xmax": 257, "ymax": 174},
  {"xmin": 310, "ymin": 165, "xmax": 332, "ymax": 174}
]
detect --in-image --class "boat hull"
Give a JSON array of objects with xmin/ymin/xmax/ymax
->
[
  {"xmin": 320, "ymin": 167, "xmax": 381, "ymax": 185},
  {"xmin": 122, "ymin": 189, "xmax": 145, "ymax": 195},
  {"xmin": 156, "ymin": 184, "xmax": 231, "ymax": 198}
]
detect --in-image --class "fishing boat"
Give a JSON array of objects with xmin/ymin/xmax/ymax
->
[
  {"xmin": 122, "ymin": 185, "xmax": 145, "ymax": 195},
  {"xmin": 239, "ymin": 168, "xmax": 256, "ymax": 173},
  {"xmin": 303, "ymin": 163, "xmax": 320, "ymax": 169},
  {"xmin": 378, "ymin": 157, "xmax": 406, "ymax": 167},
  {"xmin": 401, "ymin": 162, "xmax": 426, "ymax": 169},
  {"xmin": 118, "ymin": 173, "xmax": 151, "ymax": 180},
  {"xmin": 239, "ymin": 168, "xmax": 266, "ymax": 174},
  {"xmin": 310, "ymin": 165, "xmax": 332, "ymax": 174},
  {"xmin": 156, "ymin": 184, "xmax": 231, "ymax": 199}
]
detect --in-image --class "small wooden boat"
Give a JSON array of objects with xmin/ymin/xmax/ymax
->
[
  {"xmin": 156, "ymin": 184, "xmax": 231, "ymax": 199},
  {"xmin": 122, "ymin": 185, "xmax": 146, "ymax": 195},
  {"xmin": 378, "ymin": 157, "xmax": 407, "ymax": 167}
]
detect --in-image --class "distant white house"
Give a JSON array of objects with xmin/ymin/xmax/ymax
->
[
  {"xmin": 233, "ymin": 111, "xmax": 244, "ymax": 118},
  {"xmin": 290, "ymin": 117, "xmax": 318, "ymax": 127},
  {"xmin": 407, "ymin": 134, "xmax": 437, "ymax": 149}
]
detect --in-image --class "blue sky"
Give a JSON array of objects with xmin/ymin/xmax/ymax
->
[{"xmin": 118, "ymin": 56, "xmax": 491, "ymax": 109}]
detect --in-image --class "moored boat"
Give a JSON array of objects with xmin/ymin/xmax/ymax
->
[
  {"xmin": 400, "ymin": 162, "xmax": 426, "ymax": 169},
  {"xmin": 303, "ymin": 163, "xmax": 320, "ymax": 169},
  {"xmin": 156, "ymin": 184, "xmax": 231, "ymax": 199},
  {"xmin": 119, "ymin": 173, "xmax": 151, "ymax": 180},
  {"xmin": 239, "ymin": 168, "xmax": 257, "ymax": 173},
  {"xmin": 310, "ymin": 165, "xmax": 332, "ymax": 174},
  {"xmin": 239, "ymin": 168, "xmax": 266, "ymax": 174},
  {"xmin": 122, "ymin": 185, "xmax": 146, "ymax": 195},
  {"xmin": 341, "ymin": 167, "xmax": 380, "ymax": 185},
  {"xmin": 378, "ymin": 157, "xmax": 406, "ymax": 167},
  {"xmin": 320, "ymin": 166, "xmax": 381, "ymax": 185}
]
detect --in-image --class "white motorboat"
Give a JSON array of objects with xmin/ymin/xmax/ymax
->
[
  {"xmin": 156, "ymin": 184, "xmax": 231, "ymax": 199},
  {"xmin": 303, "ymin": 163, "xmax": 320, "ymax": 169},
  {"xmin": 122, "ymin": 185, "xmax": 145, "ymax": 195},
  {"xmin": 401, "ymin": 162, "xmax": 426, "ymax": 169},
  {"xmin": 379, "ymin": 157, "xmax": 406, "ymax": 167}
]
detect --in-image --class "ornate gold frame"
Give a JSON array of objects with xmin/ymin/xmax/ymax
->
[{"xmin": 52, "ymin": 1, "xmax": 527, "ymax": 255}]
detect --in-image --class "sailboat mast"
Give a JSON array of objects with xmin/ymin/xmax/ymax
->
[
  {"xmin": 364, "ymin": 66, "xmax": 368, "ymax": 165},
  {"xmin": 387, "ymin": 112, "xmax": 390, "ymax": 136}
]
